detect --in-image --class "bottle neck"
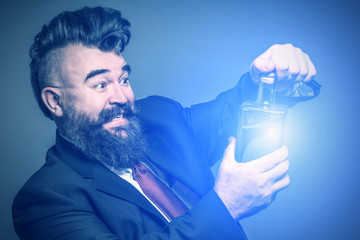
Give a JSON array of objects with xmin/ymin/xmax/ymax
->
[{"xmin": 256, "ymin": 82, "xmax": 276, "ymax": 105}]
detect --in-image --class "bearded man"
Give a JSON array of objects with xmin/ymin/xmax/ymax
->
[{"xmin": 12, "ymin": 6, "xmax": 320, "ymax": 240}]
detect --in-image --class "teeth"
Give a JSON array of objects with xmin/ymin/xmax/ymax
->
[{"xmin": 112, "ymin": 114, "xmax": 124, "ymax": 121}]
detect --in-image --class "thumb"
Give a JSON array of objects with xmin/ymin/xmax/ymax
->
[
  {"xmin": 222, "ymin": 137, "xmax": 236, "ymax": 163},
  {"xmin": 250, "ymin": 51, "xmax": 276, "ymax": 84}
]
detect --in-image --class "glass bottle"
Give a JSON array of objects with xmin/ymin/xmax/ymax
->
[{"xmin": 236, "ymin": 73, "xmax": 288, "ymax": 162}]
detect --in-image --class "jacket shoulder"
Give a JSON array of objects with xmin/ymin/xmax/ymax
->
[
  {"xmin": 136, "ymin": 95, "xmax": 184, "ymax": 112},
  {"xmin": 136, "ymin": 96, "xmax": 189, "ymax": 125}
]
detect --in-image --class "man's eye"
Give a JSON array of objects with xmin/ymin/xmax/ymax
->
[
  {"xmin": 94, "ymin": 82, "xmax": 107, "ymax": 89},
  {"xmin": 120, "ymin": 78, "xmax": 130, "ymax": 85}
]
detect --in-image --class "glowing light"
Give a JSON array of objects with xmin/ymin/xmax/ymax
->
[
  {"xmin": 237, "ymin": 120, "xmax": 284, "ymax": 162},
  {"xmin": 264, "ymin": 123, "xmax": 282, "ymax": 142}
]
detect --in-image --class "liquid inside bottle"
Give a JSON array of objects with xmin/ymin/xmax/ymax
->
[{"xmin": 236, "ymin": 75, "xmax": 288, "ymax": 162}]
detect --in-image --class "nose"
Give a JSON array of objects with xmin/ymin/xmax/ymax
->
[{"xmin": 108, "ymin": 84, "xmax": 128, "ymax": 106}]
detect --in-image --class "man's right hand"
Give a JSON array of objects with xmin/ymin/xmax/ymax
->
[{"xmin": 214, "ymin": 137, "xmax": 290, "ymax": 221}]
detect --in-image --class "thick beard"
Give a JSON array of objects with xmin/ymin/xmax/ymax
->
[{"xmin": 60, "ymin": 103, "xmax": 147, "ymax": 170}]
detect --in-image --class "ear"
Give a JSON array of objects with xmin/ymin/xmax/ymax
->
[{"xmin": 41, "ymin": 87, "xmax": 64, "ymax": 118}]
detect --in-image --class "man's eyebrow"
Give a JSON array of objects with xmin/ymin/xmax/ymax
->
[
  {"xmin": 122, "ymin": 64, "xmax": 131, "ymax": 74},
  {"xmin": 84, "ymin": 65, "xmax": 130, "ymax": 82},
  {"xmin": 84, "ymin": 69, "xmax": 110, "ymax": 82}
]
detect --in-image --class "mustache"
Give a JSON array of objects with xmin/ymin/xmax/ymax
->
[{"xmin": 95, "ymin": 103, "xmax": 136, "ymax": 126}]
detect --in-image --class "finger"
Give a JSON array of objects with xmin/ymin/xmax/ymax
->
[
  {"xmin": 272, "ymin": 47, "xmax": 290, "ymax": 82},
  {"xmin": 304, "ymin": 54, "xmax": 317, "ymax": 82},
  {"xmin": 222, "ymin": 137, "xmax": 236, "ymax": 163},
  {"xmin": 295, "ymin": 49, "xmax": 309, "ymax": 82},
  {"xmin": 249, "ymin": 146, "xmax": 288, "ymax": 172},
  {"xmin": 285, "ymin": 47, "xmax": 301, "ymax": 82},
  {"xmin": 271, "ymin": 173, "xmax": 290, "ymax": 193},
  {"xmin": 264, "ymin": 159, "xmax": 289, "ymax": 182}
]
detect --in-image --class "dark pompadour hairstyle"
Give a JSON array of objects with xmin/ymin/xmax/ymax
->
[{"xmin": 30, "ymin": 6, "xmax": 131, "ymax": 119}]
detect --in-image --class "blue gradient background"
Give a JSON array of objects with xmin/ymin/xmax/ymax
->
[{"xmin": 1, "ymin": 0, "xmax": 359, "ymax": 239}]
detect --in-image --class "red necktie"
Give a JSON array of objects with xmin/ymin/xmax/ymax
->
[{"xmin": 132, "ymin": 162, "xmax": 188, "ymax": 221}]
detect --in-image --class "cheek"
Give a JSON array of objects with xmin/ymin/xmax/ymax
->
[
  {"xmin": 71, "ymin": 94, "xmax": 107, "ymax": 119},
  {"xmin": 126, "ymin": 88, "xmax": 135, "ymax": 104}
]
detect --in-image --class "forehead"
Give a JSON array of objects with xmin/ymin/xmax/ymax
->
[{"xmin": 59, "ymin": 44, "xmax": 127, "ymax": 83}]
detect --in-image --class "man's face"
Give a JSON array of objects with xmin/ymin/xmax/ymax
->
[
  {"xmin": 58, "ymin": 44, "xmax": 135, "ymax": 137},
  {"xmin": 51, "ymin": 44, "xmax": 146, "ymax": 169}
]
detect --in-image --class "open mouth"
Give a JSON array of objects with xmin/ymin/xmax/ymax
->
[
  {"xmin": 103, "ymin": 113, "xmax": 127, "ymax": 129},
  {"xmin": 111, "ymin": 114, "xmax": 124, "ymax": 121},
  {"xmin": 99, "ymin": 104, "xmax": 135, "ymax": 134}
]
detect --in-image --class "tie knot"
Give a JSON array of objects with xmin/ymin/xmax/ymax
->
[{"xmin": 133, "ymin": 162, "xmax": 150, "ymax": 176}]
